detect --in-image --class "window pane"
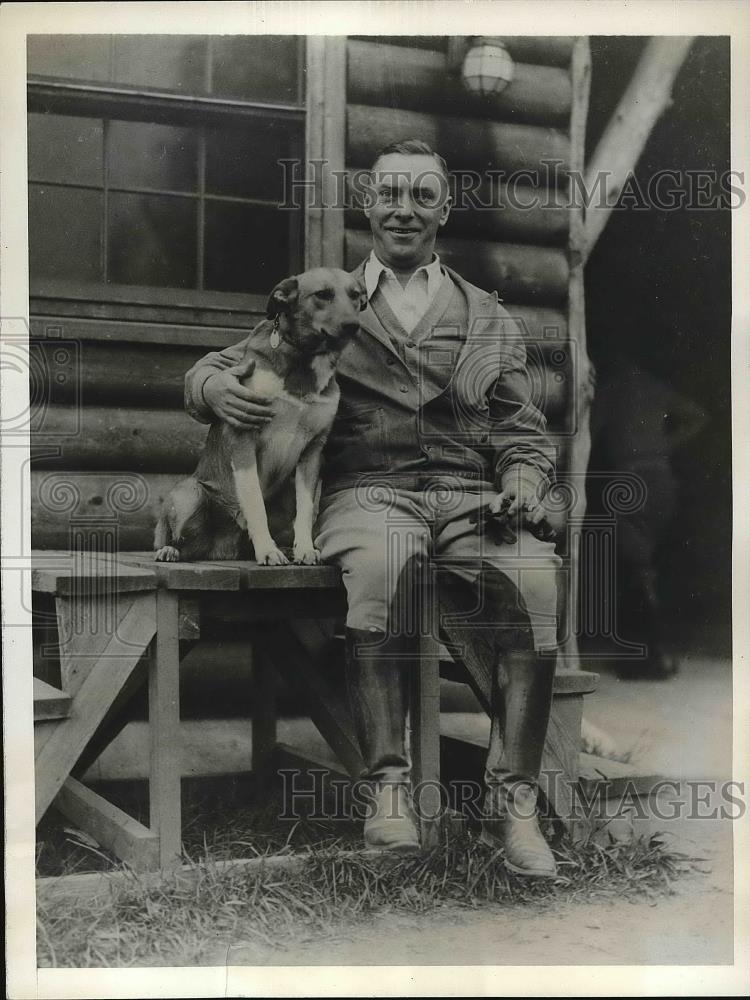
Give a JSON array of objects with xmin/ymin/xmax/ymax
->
[
  {"xmin": 112, "ymin": 36, "xmax": 207, "ymax": 93},
  {"xmin": 28, "ymin": 113, "xmax": 104, "ymax": 186},
  {"xmin": 204, "ymin": 202, "xmax": 291, "ymax": 294},
  {"xmin": 205, "ymin": 121, "xmax": 297, "ymax": 202},
  {"xmin": 27, "ymin": 35, "xmax": 111, "ymax": 81},
  {"xmin": 108, "ymin": 121, "xmax": 198, "ymax": 192},
  {"xmin": 108, "ymin": 193, "xmax": 196, "ymax": 288},
  {"xmin": 28, "ymin": 185, "xmax": 103, "ymax": 283},
  {"xmin": 210, "ymin": 36, "xmax": 302, "ymax": 104}
]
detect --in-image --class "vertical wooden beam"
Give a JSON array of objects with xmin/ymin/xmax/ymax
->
[
  {"xmin": 149, "ymin": 589, "xmax": 182, "ymax": 869},
  {"xmin": 560, "ymin": 36, "xmax": 593, "ymax": 669},
  {"xmin": 305, "ymin": 36, "xmax": 347, "ymax": 270},
  {"xmin": 583, "ymin": 36, "xmax": 694, "ymax": 260},
  {"xmin": 410, "ymin": 571, "xmax": 443, "ymax": 849}
]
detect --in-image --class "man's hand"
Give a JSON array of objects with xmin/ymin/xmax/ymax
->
[
  {"xmin": 485, "ymin": 470, "xmax": 556, "ymax": 543},
  {"xmin": 202, "ymin": 358, "xmax": 275, "ymax": 429}
]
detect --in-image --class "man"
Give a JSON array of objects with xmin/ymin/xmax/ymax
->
[{"xmin": 185, "ymin": 139, "xmax": 561, "ymax": 876}]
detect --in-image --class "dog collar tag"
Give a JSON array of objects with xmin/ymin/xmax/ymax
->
[{"xmin": 270, "ymin": 318, "xmax": 281, "ymax": 350}]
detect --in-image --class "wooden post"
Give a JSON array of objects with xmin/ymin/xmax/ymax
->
[
  {"xmin": 410, "ymin": 569, "xmax": 443, "ymax": 849},
  {"xmin": 559, "ymin": 37, "xmax": 593, "ymax": 669},
  {"xmin": 305, "ymin": 36, "xmax": 347, "ymax": 270},
  {"xmin": 583, "ymin": 36, "xmax": 694, "ymax": 260},
  {"xmin": 149, "ymin": 589, "xmax": 182, "ymax": 869}
]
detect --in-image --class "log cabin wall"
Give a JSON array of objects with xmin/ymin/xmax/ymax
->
[{"xmin": 29, "ymin": 35, "xmax": 592, "ymax": 601}]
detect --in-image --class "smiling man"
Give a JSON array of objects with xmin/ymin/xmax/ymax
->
[{"xmin": 185, "ymin": 139, "xmax": 561, "ymax": 876}]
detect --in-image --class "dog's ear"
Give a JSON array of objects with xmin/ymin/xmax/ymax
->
[{"xmin": 266, "ymin": 276, "xmax": 299, "ymax": 318}]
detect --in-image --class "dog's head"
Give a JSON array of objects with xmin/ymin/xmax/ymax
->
[{"xmin": 266, "ymin": 268, "xmax": 367, "ymax": 356}]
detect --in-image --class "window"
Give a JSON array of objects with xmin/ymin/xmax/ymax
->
[{"xmin": 27, "ymin": 35, "xmax": 305, "ymax": 316}]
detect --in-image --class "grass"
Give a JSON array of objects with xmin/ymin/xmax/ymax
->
[{"xmin": 36, "ymin": 782, "xmax": 702, "ymax": 968}]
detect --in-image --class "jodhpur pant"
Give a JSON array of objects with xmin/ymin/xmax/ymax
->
[{"xmin": 315, "ymin": 480, "xmax": 561, "ymax": 651}]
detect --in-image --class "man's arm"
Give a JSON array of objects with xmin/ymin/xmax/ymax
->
[
  {"xmin": 185, "ymin": 336, "xmax": 274, "ymax": 429},
  {"xmin": 488, "ymin": 314, "xmax": 556, "ymax": 506}
]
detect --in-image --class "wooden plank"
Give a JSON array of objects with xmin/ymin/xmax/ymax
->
[
  {"xmin": 540, "ymin": 693, "xmax": 584, "ymax": 827},
  {"xmin": 37, "ymin": 845, "xmax": 410, "ymax": 906},
  {"xmin": 261, "ymin": 621, "xmax": 365, "ymax": 778},
  {"xmin": 31, "ymin": 551, "xmax": 156, "ymax": 596},
  {"xmin": 347, "ymin": 104, "xmax": 571, "ymax": 177},
  {"xmin": 55, "ymin": 777, "xmax": 160, "ymax": 872},
  {"xmin": 35, "ymin": 591, "xmax": 157, "ymax": 818},
  {"xmin": 305, "ymin": 36, "xmax": 347, "ymax": 269},
  {"xmin": 30, "ymin": 315, "xmax": 256, "ymax": 349},
  {"xmin": 33, "ymin": 678, "xmax": 71, "ymax": 721},
  {"xmin": 56, "ymin": 592, "xmax": 140, "ymax": 696},
  {"xmin": 347, "ymin": 229, "xmax": 569, "ymax": 306},
  {"xmin": 213, "ymin": 561, "xmax": 343, "ymax": 592},
  {"xmin": 559, "ymin": 37, "xmax": 594, "ymax": 669},
  {"xmin": 149, "ymin": 590, "xmax": 183, "ymax": 868},
  {"xmin": 117, "ymin": 552, "xmax": 241, "ymax": 591},
  {"xmin": 348, "ymin": 40, "xmax": 572, "ymax": 124},
  {"xmin": 272, "ymin": 741, "xmax": 349, "ymax": 781},
  {"xmin": 411, "ymin": 632, "xmax": 443, "ymax": 849},
  {"xmin": 32, "ymin": 406, "xmax": 207, "ymax": 473},
  {"xmin": 583, "ymin": 37, "xmax": 694, "ymax": 259},
  {"xmin": 37, "ymin": 853, "xmax": 309, "ymax": 905}
]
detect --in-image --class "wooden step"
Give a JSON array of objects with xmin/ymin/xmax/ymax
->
[{"xmin": 34, "ymin": 677, "xmax": 71, "ymax": 721}]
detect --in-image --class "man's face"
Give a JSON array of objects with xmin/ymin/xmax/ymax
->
[{"xmin": 364, "ymin": 153, "xmax": 452, "ymax": 272}]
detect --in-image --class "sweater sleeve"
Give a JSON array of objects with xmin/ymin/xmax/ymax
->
[
  {"xmin": 488, "ymin": 311, "xmax": 556, "ymax": 494},
  {"xmin": 184, "ymin": 335, "xmax": 252, "ymax": 424}
]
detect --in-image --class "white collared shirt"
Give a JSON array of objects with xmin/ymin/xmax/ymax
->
[{"xmin": 363, "ymin": 251, "xmax": 445, "ymax": 334}]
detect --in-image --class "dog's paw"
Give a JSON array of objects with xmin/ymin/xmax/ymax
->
[
  {"xmin": 155, "ymin": 546, "xmax": 180, "ymax": 562},
  {"xmin": 255, "ymin": 545, "xmax": 290, "ymax": 566},
  {"xmin": 293, "ymin": 544, "xmax": 322, "ymax": 565}
]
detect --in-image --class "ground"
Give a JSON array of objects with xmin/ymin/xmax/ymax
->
[
  {"xmin": 224, "ymin": 654, "xmax": 736, "ymax": 966},
  {"xmin": 38, "ymin": 655, "xmax": 737, "ymax": 968}
]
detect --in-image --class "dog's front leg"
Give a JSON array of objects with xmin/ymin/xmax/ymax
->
[
  {"xmin": 293, "ymin": 434, "xmax": 325, "ymax": 565},
  {"xmin": 231, "ymin": 438, "xmax": 288, "ymax": 566}
]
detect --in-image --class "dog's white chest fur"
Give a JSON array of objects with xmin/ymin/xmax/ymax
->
[{"xmin": 248, "ymin": 363, "xmax": 338, "ymax": 491}]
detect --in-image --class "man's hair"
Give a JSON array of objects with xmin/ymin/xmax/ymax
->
[{"xmin": 370, "ymin": 139, "xmax": 450, "ymax": 182}]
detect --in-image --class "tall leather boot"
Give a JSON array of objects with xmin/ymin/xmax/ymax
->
[
  {"xmin": 482, "ymin": 648, "xmax": 558, "ymax": 877},
  {"xmin": 344, "ymin": 627, "xmax": 420, "ymax": 853},
  {"xmin": 438, "ymin": 565, "xmax": 557, "ymax": 876}
]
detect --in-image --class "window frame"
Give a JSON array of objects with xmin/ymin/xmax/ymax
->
[{"xmin": 26, "ymin": 39, "xmax": 307, "ymax": 325}]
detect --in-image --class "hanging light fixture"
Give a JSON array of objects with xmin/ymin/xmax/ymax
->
[{"xmin": 461, "ymin": 37, "xmax": 515, "ymax": 96}]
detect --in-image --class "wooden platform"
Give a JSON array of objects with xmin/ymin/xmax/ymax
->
[{"xmin": 33, "ymin": 549, "xmax": 598, "ymax": 872}]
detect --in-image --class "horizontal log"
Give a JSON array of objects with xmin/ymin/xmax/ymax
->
[
  {"xmin": 347, "ymin": 40, "xmax": 571, "ymax": 124},
  {"xmin": 360, "ymin": 36, "xmax": 575, "ymax": 67},
  {"xmin": 31, "ymin": 471, "xmax": 183, "ymax": 551},
  {"xmin": 32, "ymin": 405, "xmax": 207, "ymax": 472},
  {"xmin": 30, "ymin": 315, "xmax": 251, "ymax": 349},
  {"xmin": 30, "ymin": 328, "xmax": 250, "ymax": 407},
  {"xmin": 345, "ymin": 171, "xmax": 569, "ymax": 246},
  {"xmin": 346, "ymin": 228, "xmax": 569, "ymax": 305},
  {"xmin": 30, "ymin": 471, "xmax": 296, "ymax": 552},
  {"xmin": 31, "ymin": 294, "xmax": 261, "ymax": 331},
  {"xmin": 502, "ymin": 36, "xmax": 576, "ymax": 68},
  {"xmin": 347, "ymin": 104, "xmax": 570, "ymax": 177}
]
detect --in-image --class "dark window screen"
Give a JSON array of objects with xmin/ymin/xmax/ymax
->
[{"xmin": 27, "ymin": 35, "xmax": 305, "ymax": 304}]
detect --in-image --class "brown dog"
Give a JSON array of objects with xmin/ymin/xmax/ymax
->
[{"xmin": 154, "ymin": 268, "xmax": 365, "ymax": 565}]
